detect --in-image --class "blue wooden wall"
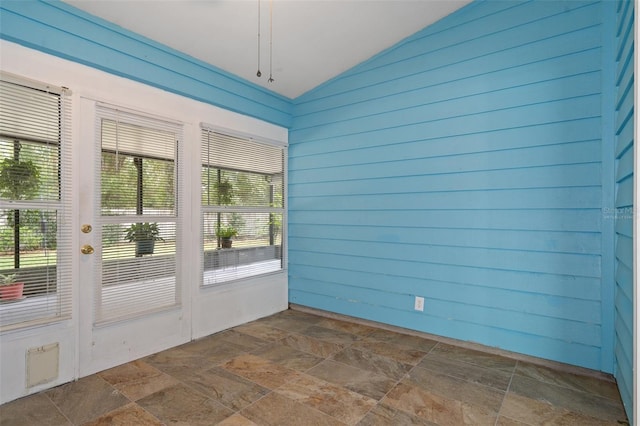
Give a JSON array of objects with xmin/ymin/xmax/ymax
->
[
  {"xmin": 0, "ymin": 0, "xmax": 632, "ymax": 402},
  {"xmin": 0, "ymin": 0, "xmax": 292, "ymax": 127},
  {"xmin": 614, "ymin": 0, "xmax": 634, "ymax": 421},
  {"xmin": 289, "ymin": 0, "xmax": 618, "ymax": 372}
]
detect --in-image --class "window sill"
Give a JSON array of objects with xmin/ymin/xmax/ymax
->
[{"xmin": 203, "ymin": 259, "xmax": 282, "ymax": 286}]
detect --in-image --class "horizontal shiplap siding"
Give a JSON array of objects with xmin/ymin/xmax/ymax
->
[
  {"xmin": 0, "ymin": 1, "xmax": 292, "ymax": 127},
  {"xmin": 289, "ymin": 0, "xmax": 609, "ymax": 369},
  {"xmin": 613, "ymin": 0, "xmax": 634, "ymax": 421}
]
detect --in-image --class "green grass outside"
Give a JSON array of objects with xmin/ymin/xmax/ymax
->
[{"xmin": 0, "ymin": 237, "xmax": 280, "ymax": 270}]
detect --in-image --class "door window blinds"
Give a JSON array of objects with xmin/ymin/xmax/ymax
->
[
  {"xmin": 201, "ymin": 126, "xmax": 285, "ymax": 285},
  {"xmin": 0, "ymin": 73, "xmax": 73, "ymax": 331},
  {"xmin": 95, "ymin": 105, "xmax": 182, "ymax": 324}
]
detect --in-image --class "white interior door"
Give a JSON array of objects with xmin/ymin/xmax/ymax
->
[{"xmin": 78, "ymin": 98, "xmax": 190, "ymax": 377}]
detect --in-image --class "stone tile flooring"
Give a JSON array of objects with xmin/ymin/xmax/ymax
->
[{"xmin": 0, "ymin": 309, "xmax": 630, "ymax": 425}]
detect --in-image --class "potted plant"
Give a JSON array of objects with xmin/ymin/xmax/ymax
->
[
  {"xmin": 0, "ymin": 157, "xmax": 40, "ymax": 200},
  {"xmin": 0, "ymin": 273, "xmax": 24, "ymax": 300},
  {"xmin": 124, "ymin": 222, "xmax": 164, "ymax": 256},
  {"xmin": 214, "ymin": 178, "xmax": 234, "ymax": 205},
  {"xmin": 216, "ymin": 224, "xmax": 238, "ymax": 248}
]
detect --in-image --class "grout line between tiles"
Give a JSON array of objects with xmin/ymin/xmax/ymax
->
[
  {"xmin": 290, "ymin": 305, "xmax": 617, "ymax": 383},
  {"xmin": 132, "ymin": 401, "xmax": 165, "ymax": 426},
  {"xmin": 493, "ymin": 359, "xmax": 518, "ymax": 426},
  {"xmin": 8, "ymin": 311, "xmax": 627, "ymax": 425},
  {"xmin": 41, "ymin": 390, "xmax": 75, "ymax": 426}
]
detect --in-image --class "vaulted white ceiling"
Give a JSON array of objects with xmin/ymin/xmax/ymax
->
[{"xmin": 63, "ymin": 0, "xmax": 471, "ymax": 99}]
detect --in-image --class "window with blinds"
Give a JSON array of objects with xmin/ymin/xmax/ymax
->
[
  {"xmin": 0, "ymin": 73, "xmax": 73, "ymax": 331},
  {"xmin": 95, "ymin": 105, "xmax": 182, "ymax": 323},
  {"xmin": 201, "ymin": 126, "xmax": 285, "ymax": 285}
]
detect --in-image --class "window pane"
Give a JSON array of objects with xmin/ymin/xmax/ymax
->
[
  {"xmin": 103, "ymin": 221, "xmax": 176, "ymax": 261},
  {"xmin": 101, "ymin": 151, "xmax": 137, "ymax": 212},
  {"xmin": 202, "ymin": 167, "xmax": 282, "ymax": 208},
  {"xmin": 99, "ymin": 221, "xmax": 177, "ymax": 322},
  {"xmin": 143, "ymin": 158, "xmax": 175, "ymax": 212},
  {"xmin": 0, "ymin": 76, "xmax": 71, "ymax": 331},
  {"xmin": 0, "ymin": 138, "xmax": 60, "ymax": 201},
  {"xmin": 0, "ymin": 78, "xmax": 60, "ymax": 143},
  {"xmin": 101, "ymin": 118, "xmax": 176, "ymax": 216},
  {"xmin": 101, "ymin": 152, "xmax": 175, "ymax": 215},
  {"xmin": 95, "ymin": 107, "xmax": 182, "ymax": 324},
  {"xmin": 200, "ymin": 128, "xmax": 285, "ymax": 285},
  {"xmin": 204, "ymin": 211, "xmax": 282, "ymax": 248},
  {"xmin": 203, "ymin": 211, "xmax": 282, "ymax": 285},
  {"xmin": 0, "ymin": 208, "xmax": 59, "ymax": 297}
]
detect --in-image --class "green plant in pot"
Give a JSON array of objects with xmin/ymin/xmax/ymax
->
[
  {"xmin": 214, "ymin": 178, "xmax": 234, "ymax": 205},
  {"xmin": 0, "ymin": 157, "xmax": 40, "ymax": 200},
  {"xmin": 124, "ymin": 222, "xmax": 164, "ymax": 256},
  {"xmin": 216, "ymin": 224, "xmax": 238, "ymax": 249},
  {"xmin": 0, "ymin": 273, "xmax": 24, "ymax": 301}
]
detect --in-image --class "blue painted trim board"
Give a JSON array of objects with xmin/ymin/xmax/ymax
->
[
  {"xmin": 612, "ymin": 0, "xmax": 635, "ymax": 421},
  {"xmin": 600, "ymin": 0, "xmax": 616, "ymax": 375}
]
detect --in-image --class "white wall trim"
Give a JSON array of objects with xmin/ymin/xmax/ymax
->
[{"xmin": 0, "ymin": 39, "xmax": 288, "ymax": 404}]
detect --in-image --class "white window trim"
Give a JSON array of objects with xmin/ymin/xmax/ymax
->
[{"xmin": 200, "ymin": 124, "xmax": 287, "ymax": 287}]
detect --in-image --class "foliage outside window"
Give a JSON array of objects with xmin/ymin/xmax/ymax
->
[
  {"xmin": 0, "ymin": 74, "xmax": 72, "ymax": 331},
  {"xmin": 201, "ymin": 128, "xmax": 285, "ymax": 285},
  {"xmin": 96, "ymin": 110, "xmax": 181, "ymax": 323}
]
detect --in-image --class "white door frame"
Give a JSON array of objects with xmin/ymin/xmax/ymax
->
[{"xmin": 77, "ymin": 97, "xmax": 191, "ymax": 377}]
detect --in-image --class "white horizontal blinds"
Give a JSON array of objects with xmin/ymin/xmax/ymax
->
[
  {"xmin": 0, "ymin": 74, "xmax": 73, "ymax": 331},
  {"xmin": 100, "ymin": 115, "xmax": 177, "ymax": 217},
  {"xmin": 203, "ymin": 211, "xmax": 283, "ymax": 284},
  {"xmin": 99, "ymin": 221, "xmax": 177, "ymax": 321},
  {"xmin": 204, "ymin": 131, "xmax": 284, "ymax": 176},
  {"xmin": 95, "ymin": 105, "xmax": 182, "ymax": 323},
  {"xmin": 201, "ymin": 127, "xmax": 285, "ymax": 285},
  {"xmin": 0, "ymin": 75, "xmax": 61, "ymax": 145}
]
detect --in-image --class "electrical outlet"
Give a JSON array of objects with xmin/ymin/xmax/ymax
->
[{"xmin": 414, "ymin": 296, "xmax": 424, "ymax": 311}]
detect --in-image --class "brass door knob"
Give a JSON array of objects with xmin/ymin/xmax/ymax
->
[{"xmin": 80, "ymin": 244, "xmax": 95, "ymax": 255}]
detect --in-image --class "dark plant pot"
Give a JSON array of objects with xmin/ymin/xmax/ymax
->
[
  {"xmin": 0, "ymin": 282, "xmax": 24, "ymax": 300},
  {"xmin": 221, "ymin": 237, "xmax": 233, "ymax": 249},
  {"xmin": 136, "ymin": 240, "xmax": 155, "ymax": 256}
]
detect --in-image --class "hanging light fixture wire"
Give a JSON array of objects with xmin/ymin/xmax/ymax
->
[
  {"xmin": 256, "ymin": 0, "xmax": 262, "ymax": 77},
  {"xmin": 268, "ymin": 0, "xmax": 274, "ymax": 83}
]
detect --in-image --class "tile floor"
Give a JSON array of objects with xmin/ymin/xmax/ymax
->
[{"xmin": 0, "ymin": 309, "xmax": 630, "ymax": 425}]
